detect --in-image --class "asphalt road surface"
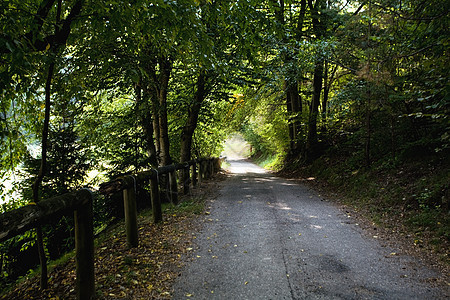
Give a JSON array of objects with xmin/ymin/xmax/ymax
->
[{"xmin": 173, "ymin": 159, "xmax": 447, "ymax": 299}]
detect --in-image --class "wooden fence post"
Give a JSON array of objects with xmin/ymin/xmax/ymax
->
[
  {"xmin": 123, "ymin": 176, "xmax": 138, "ymax": 248},
  {"xmin": 150, "ymin": 173, "xmax": 162, "ymax": 223},
  {"xmin": 169, "ymin": 171, "xmax": 178, "ymax": 205},
  {"xmin": 191, "ymin": 162, "xmax": 197, "ymax": 187},
  {"xmin": 74, "ymin": 189, "xmax": 95, "ymax": 300}
]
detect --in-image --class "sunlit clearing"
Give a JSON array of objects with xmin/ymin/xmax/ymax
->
[{"xmin": 221, "ymin": 133, "xmax": 251, "ymax": 160}]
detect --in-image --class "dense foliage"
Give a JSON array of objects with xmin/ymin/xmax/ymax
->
[{"xmin": 0, "ymin": 0, "xmax": 448, "ymax": 289}]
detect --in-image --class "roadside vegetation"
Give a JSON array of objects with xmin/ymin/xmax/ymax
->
[
  {"xmin": 1, "ymin": 0, "xmax": 448, "ymax": 296},
  {"xmin": 0, "ymin": 184, "xmax": 217, "ymax": 299}
]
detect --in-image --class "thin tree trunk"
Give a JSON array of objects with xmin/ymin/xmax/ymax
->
[
  {"xmin": 285, "ymin": 83, "xmax": 295, "ymax": 152},
  {"xmin": 152, "ymin": 99, "xmax": 161, "ymax": 161},
  {"xmin": 306, "ymin": 58, "xmax": 323, "ymax": 157},
  {"xmin": 276, "ymin": 0, "xmax": 306, "ymax": 155},
  {"xmin": 32, "ymin": 61, "xmax": 55, "ymax": 290},
  {"xmin": 322, "ymin": 60, "xmax": 329, "ymax": 125},
  {"xmin": 365, "ymin": 91, "xmax": 371, "ymax": 167},
  {"xmin": 285, "ymin": 81, "xmax": 302, "ymax": 154},
  {"xmin": 135, "ymin": 83, "xmax": 158, "ymax": 167},
  {"xmin": 365, "ymin": 0, "xmax": 373, "ymax": 168},
  {"xmin": 157, "ymin": 57, "xmax": 172, "ymax": 166},
  {"xmin": 30, "ymin": 0, "xmax": 81, "ymax": 288},
  {"xmin": 306, "ymin": 0, "xmax": 326, "ymax": 159}
]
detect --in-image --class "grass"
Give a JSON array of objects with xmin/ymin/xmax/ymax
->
[{"xmin": 253, "ymin": 152, "xmax": 284, "ymax": 171}]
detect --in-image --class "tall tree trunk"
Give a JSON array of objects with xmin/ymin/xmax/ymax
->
[
  {"xmin": 135, "ymin": 83, "xmax": 158, "ymax": 168},
  {"xmin": 157, "ymin": 57, "xmax": 172, "ymax": 166},
  {"xmin": 322, "ymin": 60, "xmax": 329, "ymax": 125},
  {"xmin": 321, "ymin": 64, "xmax": 337, "ymax": 127},
  {"xmin": 275, "ymin": 0, "xmax": 306, "ymax": 155},
  {"xmin": 285, "ymin": 83, "xmax": 295, "ymax": 152},
  {"xmin": 306, "ymin": 58, "xmax": 324, "ymax": 157},
  {"xmin": 289, "ymin": 81, "xmax": 302, "ymax": 152},
  {"xmin": 365, "ymin": 88, "xmax": 371, "ymax": 167},
  {"xmin": 180, "ymin": 70, "xmax": 207, "ymax": 163},
  {"xmin": 31, "ymin": 0, "xmax": 65, "ymax": 289},
  {"xmin": 365, "ymin": 0, "xmax": 373, "ymax": 168},
  {"xmin": 29, "ymin": 0, "xmax": 82, "ymax": 287},
  {"xmin": 306, "ymin": 0, "xmax": 326, "ymax": 159},
  {"xmin": 153, "ymin": 101, "xmax": 161, "ymax": 161},
  {"xmin": 285, "ymin": 81, "xmax": 302, "ymax": 154},
  {"xmin": 31, "ymin": 60, "xmax": 54, "ymax": 290}
]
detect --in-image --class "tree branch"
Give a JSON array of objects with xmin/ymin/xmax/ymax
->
[{"xmin": 2, "ymin": 0, "xmax": 83, "ymax": 54}]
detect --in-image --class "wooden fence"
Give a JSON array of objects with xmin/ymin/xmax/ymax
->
[{"xmin": 0, "ymin": 157, "xmax": 220, "ymax": 300}]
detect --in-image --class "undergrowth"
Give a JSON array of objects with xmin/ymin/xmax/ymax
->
[
  {"xmin": 0, "ymin": 194, "xmax": 208, "ymax": 298},
  {"xmin": 253, "ymin": 152, "xmax": 284, "ymax": 171},
  {"xmin": 281, "ymin": 151, "xmax": 449, "ymax": 264}
]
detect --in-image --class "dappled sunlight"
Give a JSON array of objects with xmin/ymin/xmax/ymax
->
[
  {"xmin": 274, "ymin": 203, "xmax": 292, "ymax": 210},
  {"xmin": 279, "ymin": 182, "xmax": 297, "ymax": 186},
  {"xmin": 254, "ymin": 177, "xmax": 277, "ymax": 182}
]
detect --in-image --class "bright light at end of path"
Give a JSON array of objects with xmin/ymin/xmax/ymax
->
[{"xmin": 226, "ymin": 159, "xmax": 267, "ymax": 174}]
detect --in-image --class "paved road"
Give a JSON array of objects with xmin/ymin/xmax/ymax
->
[{"xmin": 173, "ymin": 159, "xmax": 447, "ymax": 299}]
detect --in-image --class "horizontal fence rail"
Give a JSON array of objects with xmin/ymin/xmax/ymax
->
[{"xmin": 0, "ymin": 157, "xmax": 221, "ymax": 300}]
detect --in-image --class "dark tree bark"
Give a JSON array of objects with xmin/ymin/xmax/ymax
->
[
  {"xmin": 285, "ymin": 80, "xmax": 302, "ymax": 153},
  {"xmin": 153, "ymin": 100, "xmax": 161, "ymax": 160},
  {"xmin": 29, "ymin": 0, "xmax": 81, "ymax": 289},
  {"xmin": 156, "ymin": 57, "xmax": 172, "ymax": 166},
  {"xmin": 365, "ymin": 0, "xmax": 373, "ymax": 168},
  {"xmin": 180, "ymin": 70, "xmax": 207, "ymax": 163},
  {"xmin": 135, "ymin": 83, "xmax": 158, "ymax": 168},
  {"xmin": 31, "ymin": 60, "xmax": 54, "ymax": 290},
  {"xmin": 274, "ymin": 0, "xmax": 306, "ymax": 155},
  {"xmin": 306, "ymin": 58, "xmax": 324, "ymax": 155},
  {"xmin": 306, "ymin": 0, "xmax": 326, "ymax": 158},
  {"xmin": 0, "ymin": 0, "xmax": 84, "ymax": 54},
  {"xmin": 322, "ymin": 62, "xmax": 337, "ymax": 126}
]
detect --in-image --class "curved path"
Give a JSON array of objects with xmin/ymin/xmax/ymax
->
[{"xmin": 173, "ymin": 159, "xmax": 446, "ymax": 299}]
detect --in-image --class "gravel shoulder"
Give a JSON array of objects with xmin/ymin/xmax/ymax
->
[{"xmin": 173, "ymin": 159, "xmax": 448, "ymax": 299}]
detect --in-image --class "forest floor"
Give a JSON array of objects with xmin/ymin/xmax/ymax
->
[{"xmin": 0, "ymin": 175, "xmax": 226, "ymax": 300}]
